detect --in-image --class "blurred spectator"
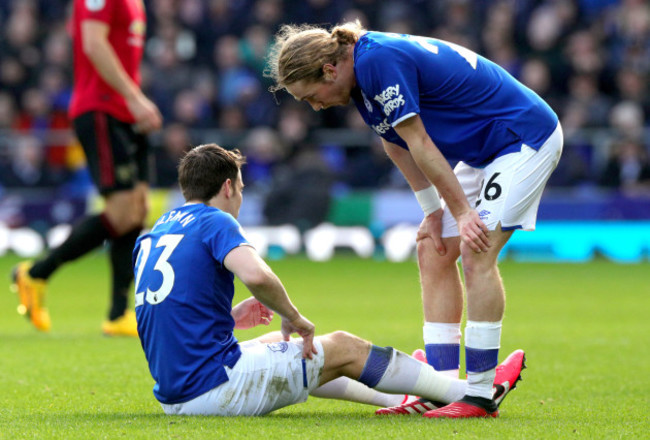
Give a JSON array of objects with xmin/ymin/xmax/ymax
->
[
  {"xmin": 603, "ymin": 0, "xmax": 650, "ymax": 72},
  {"xmin": 599, "ymin": 138, "xmax": 650, "ymax": 192},
  {"xmin": 0, "ymin": 93, "xmax": 17, "ymax": 129},
  {"xmin": 276, "ymin": 102, "xmax": 313, "ymax": 153},
  {"xmin": 154, "ymin": 123, "xmax": 193, "ymax": 188},
  {"xmin": 519, "ymin": 57, "xmax": 562, "ymax": 111},
  {"xmin": 219, "ymin": 106, "xmax": 247, "ymax": 131},
  {"xmin": 0, "ymin": 135, "xmax": 67, "ymax": 189},
  {"xmin": 615, "ymin": 67, "xmax": 650, "ymax": 117},
  {"xmin": 0, "ymin": 57, "xmax": 29, "ymax": 102},
  {"xmin": 146, "ymin": 34, "xmax": 194, "ymax": 120},
  {"xmin": 172, "ymin": 89, "xmax": 213, "ymax": 128},
  {"xmin": 240, "ymin": 126, "xmax": 287, "ymax": 190},
  {"xmin": 564, "ymin": 73, "xmax": 612, "ymax": 127},
  {"xmin": 41, "ymin": 25, "xmax": 72, "ymax": 69},
  {"xmin": 239, "ymin": 24, "xmax": 272, "ymax": 80},
  {"xmin": 340, "ymin": 109, "xmax": 393, "ymax": 189},
  {"xmin": 609, "ymin": 100, "xmax": 646, "ymax": 141},
  {"xmin": 263, "ymin": 144, "xmax": 334, "ymax": 231}
]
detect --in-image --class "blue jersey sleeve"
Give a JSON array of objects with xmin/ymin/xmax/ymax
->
[
  {"xmin": 355, "ymin": 43, "xmax": 420, "ymax": 127},
  {"xmin": 201, "ymin": 211, "xmax": 250, "ymax": 265}
]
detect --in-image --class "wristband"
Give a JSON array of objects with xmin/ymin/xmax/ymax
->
[{"xmin": 414, "ymin": 186, "xmax": 441, "ymax": 216}]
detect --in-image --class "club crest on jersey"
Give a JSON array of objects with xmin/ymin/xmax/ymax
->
[
  {"xmin": 85, "ymin": 0, "xmax": 105, "ymax": 11},
  {"xmin": 361, "ymin": 90, "xmax": 373, "ymax": 113},
  {"xmin": 374, "ymin": 84, "xmax": 405, "ymax": 116},
  {"xmin": 267, "ymin": 342, "xmax": 289, "ymax": 353}
]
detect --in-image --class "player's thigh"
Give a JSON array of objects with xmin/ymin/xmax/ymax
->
[
  {"xmin": 161, "ymin": 339, "xmax": 325, "ymax": 416},
  {"xmin": 73, "ymin": 111, "xmax": 149, "ymax": 195},
  {"xmin": 103, "ymin": 188, "xmax": 147, "ymax": 233}
]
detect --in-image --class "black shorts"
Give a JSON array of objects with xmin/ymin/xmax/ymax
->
[{"xmin": 73, "ymin": 111, "xmax": 151, "ymax": 195}]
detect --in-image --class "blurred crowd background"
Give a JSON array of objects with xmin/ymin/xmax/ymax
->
[{"xmin": 0, "ymin": 0, "xmax": 649, "ymax": 231}]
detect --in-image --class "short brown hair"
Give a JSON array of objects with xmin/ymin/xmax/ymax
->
[
  {"xmin": 178, "ymin": 143, "xmax": 246, "ymax": 202},
  {"xmin": 266, "ymin": 20, "xmax": 364, "ymax": 92}
]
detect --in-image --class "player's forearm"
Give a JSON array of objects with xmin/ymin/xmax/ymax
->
[
  {"xmin": 245, "ymin": 271, "xmax": 300, "ymax": 321},
  {"xmin": 393, "ymin": 117, "xmax": 471, "ymax": 219},
  {"xmin": 82, "ymin": 22, "xmax": 141, "ymax": 101},
  {"xmin": 383, "ymin": 140, "xmax": 432, "ymax": 192},
  {"xmin": 410, "ymin": 142, "xmax": 471, "ymax": 219}
]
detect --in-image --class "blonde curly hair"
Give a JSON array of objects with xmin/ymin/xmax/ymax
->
[{"xmin": 265, "ymin": 20, "xmax": 365, "ymax": 92}]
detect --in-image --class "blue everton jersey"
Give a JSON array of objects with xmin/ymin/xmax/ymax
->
[
  {"xmin": 352, "ymin": 32, "xmax": 558, "ymax": 167},
  {"xmin": 133, "ymin": 203, "xmax": 250, "ymax": 404}
]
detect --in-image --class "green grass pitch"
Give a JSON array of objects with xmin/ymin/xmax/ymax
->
[{"xmin": 0, "ymin": 252, "xmax": 648, "ymax": 439}]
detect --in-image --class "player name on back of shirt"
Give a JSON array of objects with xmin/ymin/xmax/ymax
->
[{"xmin": 153, "ymin": 210, "xmax": 196, "ymax": 230}]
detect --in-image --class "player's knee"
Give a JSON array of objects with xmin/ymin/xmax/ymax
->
[
  {"xmin": 325, "ymin": 331, "xmax": 368, "ymax": 358},
  {"xmin": 417, "ymin": 238, "xmax": 459, "ymax": 268},
  {"xmin": 459, "ymin": 243, "xmax": 495, "ymax": 278},
  {"xmin": 328, "ymin": 330, "xmax": 357, "ymax": 346}
]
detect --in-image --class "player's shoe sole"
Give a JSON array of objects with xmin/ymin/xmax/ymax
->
[
  {"xmin": 423, "ymin": 395, "xmax": 499, "ymax": 419},
  {"xmin": 10, "ymin": 262, "xmax": 51, "ymax": 332},
  {"xmin": 493, "ymin": 349, "xmax": 526, "ymax": 407},
  {"xmin": 102, "ymin": 310, "xmax": 138, "ymax": 337}
]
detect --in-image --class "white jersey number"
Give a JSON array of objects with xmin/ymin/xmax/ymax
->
[
  {"xmin": 134, "ymin": 234, "xmax": 184, "ymax": 307},
  {"xmin": 413, "ymin": 36, "xmax": 478, "ymax": 70}
]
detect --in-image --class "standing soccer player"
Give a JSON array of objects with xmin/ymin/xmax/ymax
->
[
  {"xmin": 266, "ymin": 22, "xmax": 559, "ymax": 418},
  {"xmin": 133, "ymin": 143, "xmax": 524, "ymax": 416},
  {"xmin": 11, "ymin": 0, "xmax": 162, "ymax": 335}
]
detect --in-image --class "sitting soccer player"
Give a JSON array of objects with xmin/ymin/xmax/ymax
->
[{"xmin": 134, "ymin": 143, "xmax": 525, "ymax": 417}]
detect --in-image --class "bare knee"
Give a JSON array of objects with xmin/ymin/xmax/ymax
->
[
  {"xmin": 326, "ymin": 331, "xmax": 366, "ymax": 354},
  {"xmin": 459, "ymin": 241, "xmax": 496, "ymax": 281},
  {"xmin": 417, "ymin": 237, "xmax": 460, "ymax": 271},
  {"xmin": 319, "ymin": 331, "xmax": 370, "ymax": 383}
]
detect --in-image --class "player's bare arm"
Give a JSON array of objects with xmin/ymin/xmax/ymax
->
[
  {"xmin": 81, "ymin": 20, "xmax": 162, "ymax": 133},
  {"xmin": 224, "ymin": 246, "xmax": 317, "ymax": 358},
  {"xmin": 382, "ymin": 138, "xmax": 446, "ymax": 256},
  {"xmin": 394, "ymin": 115, "xmax": 490, "ymax": 253}
]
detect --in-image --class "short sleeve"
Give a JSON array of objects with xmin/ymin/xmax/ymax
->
[
  {"xmin": 201, "ymin": 212, "xmax": 251, "ymax": 265},
  {"xmin": 78, "ymin": 0, "xmax": 115, "ymax": 24},
  {"xmin": 355, "ymin": 45, "xmax": 420, "ymax": 127}
]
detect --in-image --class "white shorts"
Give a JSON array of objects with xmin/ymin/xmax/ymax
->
[
  {"xmin": 160, "ymin": 339, "xmax": 325, "ymax": 416},
  {"xmin": 441, "ymin": 123, "xmax": 563, "ymax": 238}
]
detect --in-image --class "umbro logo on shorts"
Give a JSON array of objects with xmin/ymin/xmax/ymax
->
[{"xmin": 478, "ymin": 209, "xmax": 491, "ymax": 220}]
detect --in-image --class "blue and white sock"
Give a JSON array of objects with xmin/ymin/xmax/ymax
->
[
  {"xmin": 465, "ymin": 320, "xmax": 502, "ymax": 400},
  {"xmin": 423, "ymin": 322, "xmax": 462, "ymax": 378},
  {"xmin": 357, "ymin": 345, "xmax": 466, "ymax": 404}
]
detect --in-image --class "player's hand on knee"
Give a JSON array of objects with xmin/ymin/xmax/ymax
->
[
  {"xmin": 281, "ymin": 314, "xmax": 317, "ymax": 359},
  {"xmin": 416, "ymin": 209, "xmax": 446, "ymax": 256},
  {"xmin": 458, "ymin": 210, "xmax": 490, "ymax": 253}
]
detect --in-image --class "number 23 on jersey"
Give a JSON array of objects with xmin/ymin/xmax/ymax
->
[{"xmin": 134, "ymin": 234, "xmax": 184, "ymax": 307}]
